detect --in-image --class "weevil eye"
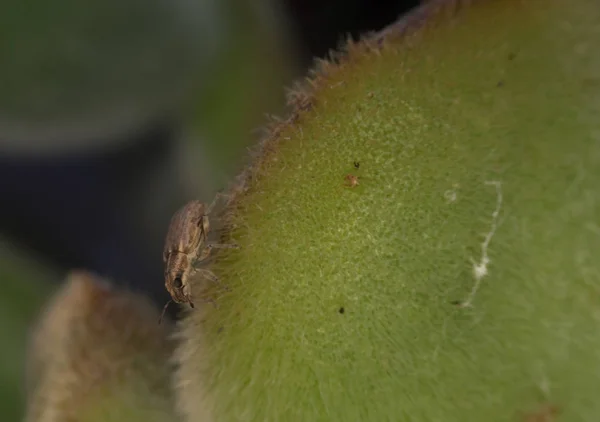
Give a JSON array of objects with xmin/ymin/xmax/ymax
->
[{"xmin": 173, "ymin": 276, "xmax": 183, "ymax": 288}]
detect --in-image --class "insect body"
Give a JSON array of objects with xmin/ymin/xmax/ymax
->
[{"xmin": 161, "ymin": 194, "xmax": 238, "ymax": 321}]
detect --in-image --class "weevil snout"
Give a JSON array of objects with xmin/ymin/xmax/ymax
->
[{"xmin": 164, "ymin": 270, "xmax": 194, "ymax": 307}]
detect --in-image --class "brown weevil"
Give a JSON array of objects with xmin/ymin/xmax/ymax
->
[{"xmin": 159, "ymin": 193, "xmax": 238, "ymax": 323}]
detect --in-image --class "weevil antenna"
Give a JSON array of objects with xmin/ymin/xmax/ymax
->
[
  {"xmin": 206, "ymin": 190, "xmax": 229, "ymax": 216},
  {"xmin": 158, "ymin": 300, "xmax": 172, "ymax": 325}
]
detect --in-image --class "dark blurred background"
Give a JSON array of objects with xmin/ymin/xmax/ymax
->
[{"xmin": 0, "ymin": 0, "xmax": 419, "ymax": 419}]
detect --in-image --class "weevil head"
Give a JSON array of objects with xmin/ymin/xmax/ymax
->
[{"xmin": 164, "ymin": 253, "xmax": 194, "ymax": 307}]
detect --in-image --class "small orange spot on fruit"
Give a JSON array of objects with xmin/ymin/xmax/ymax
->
[
  {"xmin": 523, "ymin": 403, "xmax": 560, "ymax": 422},
  {"xmin": 344, "ymin": 174, "xmax": 359, "ymax": 187}
]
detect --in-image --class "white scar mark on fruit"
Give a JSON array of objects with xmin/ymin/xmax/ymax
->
[
  {"xmin": 539, "ymin": 374, "xmax": 551, "ymax": 398},
  {"xmin": 459, "ymin": 180, "xmax": 503, "ymax": 308},
  {"xmin": 444, "ymin": 183, "xmax": 460, "ymax": 204}
]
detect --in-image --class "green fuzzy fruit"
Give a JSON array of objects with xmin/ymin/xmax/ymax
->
[
  {"xmin": 25, "ymin": 271, "xmax": 177, "ymax": 422},
  {"xmin": 176, "ymin": 0, "xmax": 600, "ymax": 421}
]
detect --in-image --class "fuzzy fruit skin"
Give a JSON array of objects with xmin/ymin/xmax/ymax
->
[
  {"xmin": 176, "ymin": 1, "xmax": 600, "ymax": 421},
  {"xmin": 25, "ymin": 270, "xmax": 177, "ymax": 422}
]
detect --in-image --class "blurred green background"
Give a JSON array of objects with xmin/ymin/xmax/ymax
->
[{"xmin": 0, "ymin": 0, "xmax": 296, "ymax": 419}]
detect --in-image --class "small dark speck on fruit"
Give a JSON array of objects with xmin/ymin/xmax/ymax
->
[
  {"xmin": 339, "ymin": 307, "xmax": 345, "ymax": 314},
  {"xmin": 353, "ymin": 161, "xmax": 360, "ymax": 169}
]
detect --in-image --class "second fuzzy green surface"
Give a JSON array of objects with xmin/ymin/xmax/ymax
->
[{"xmin": 177, "ymin": 1, "xmax": 600, "ymax": 421}]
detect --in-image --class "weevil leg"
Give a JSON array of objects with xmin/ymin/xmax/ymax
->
[
  {"xmin": 205, "ymin": 296, "xmax": 219, "ymax": 309},
  {"xmin": 195, "ymin": 268, "xmax": 231, "ymax": 292},
  {"xmin": 205, "ymin": 191, "xmax": 231, "ymax": 216},
  {"xmin": 194, "ymin": 250, "xmax": 214, "ymax": 266},
  {"xmin": 195, "ymin": 267, "xmax": 218, "ymax": 282},
  {"xmin": 205, "ymin": 242, "xmax": 240, "ymax": 250},
  {"xmin": 192, "ymin": 296, "xmax": 219, "ymax": 309},
  {"xmin": 194, "ymin": 242, "xmax": 240, "ymax": 266}
]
